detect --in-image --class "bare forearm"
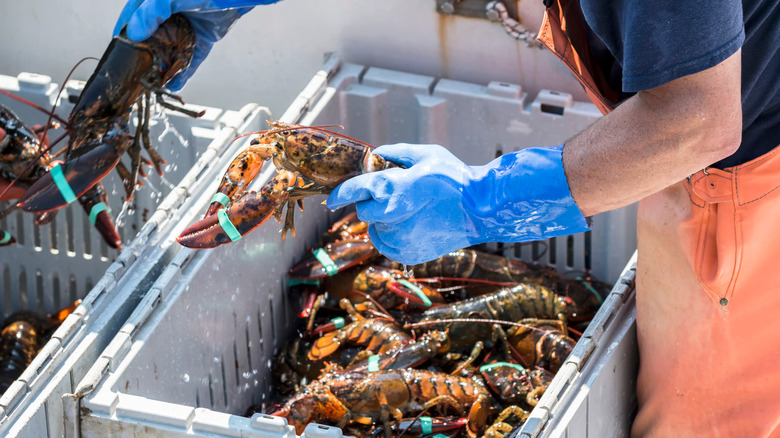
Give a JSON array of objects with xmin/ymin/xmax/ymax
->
[{"xmin": 563, "ymin": 50, "xmax": 743, "ymax": 217}]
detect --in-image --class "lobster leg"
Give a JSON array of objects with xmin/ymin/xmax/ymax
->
[{"xmin": 141, "ymin": 91, "xmax": 166, "ymax": 176}]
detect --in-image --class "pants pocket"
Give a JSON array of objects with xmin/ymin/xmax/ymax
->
[{"xmin": 679, "ymin": 186, "xmax": 740, "ymax": 305}]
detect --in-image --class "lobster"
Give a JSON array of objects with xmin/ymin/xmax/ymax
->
[
  {"xmin": 177, "ymin": 121, "xmax": 399, "ymax": 248},
  {"xmin": 382, "ymin": 249, "xmax": 559, "ymax": 288},
  {"xmin": 272, "ymin": 369, "xmax": 492, "ymax": 437},
  {"xmin": 0, "ymin": 301, "xmax": 80, "ymax": 393},
  {"xmin": 0, "ymin": 103, "xmax": 122, "ymax": 248},
  {"xmin": 19, "ymin": 13, "xmax": 202, "ymax": 214},
  {"xmin": 408, "ymin": 283, "xmax": 568, "ymax": 351},
  {"xmin": 307, "ymin": 316, "xmax": 412, "ymax": 361}
]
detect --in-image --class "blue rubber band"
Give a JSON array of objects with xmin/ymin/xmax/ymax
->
[
  {"xmin": 420, "ymin": 416, "xmax": 433, "ymax": 435},
  {"xmin": 288, "ymin": 278, "xmax": 321, "ymax": 287},
  {"xmin": 397, "ymin": 279, "xmax": 432, "ymax": 307},
  {"xmin": 210, "ymin": 192, "xmax": 230, "ymax": 207},
  {"xmin": 50, "ymin": 163, "xmax": 77, "ymax": 204},
  {"xmin": 479, "ymin": 362, "xmax": 526, "ymax": 373},
  {"xmin": 368, "ymin": 354, "xmax": 380, "ymax": 372},
  {"xmin": 0, "ymin": 230, "xmax": 11, "ymax": 245},
  {"xmin": 313, "ymin": 248, "xmax": 338, "ymax": 276},
  {"xmin": 88, "ymin": 202, "xmax": 110, "ymax": 225},
  {"xmin": 432, "ymin": 435, "xmax": 448, "ymax": 438},
  {"xmin": 217, "ymin": 209, "xmax": 242, "ymax": 242},
  {"xmin": 331, "ymin": 317, "xmax": 345, "ymax": 329}
]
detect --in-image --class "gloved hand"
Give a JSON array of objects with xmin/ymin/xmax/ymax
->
[
  {"xmin": 326, "ymin": 144, "xmax": 590, "ymax": 265},
  {"xmin": 113, "ymin": 0, "xmax": 282, "ymax": 91}
]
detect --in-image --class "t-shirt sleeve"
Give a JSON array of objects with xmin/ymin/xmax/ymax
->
[{"xmin": 620, "ymin": 0, "xmax": 745, "ymax": 92}]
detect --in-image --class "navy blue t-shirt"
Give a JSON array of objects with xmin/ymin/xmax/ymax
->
[{"xmin": 580, "ymin": 0, "xmax": 780, "ymax": 169}]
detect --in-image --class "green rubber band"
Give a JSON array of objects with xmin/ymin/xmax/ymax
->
[
  {"xmin": 88, "ymin": 202, "xmax": 110, "ymax": 225},
  {"xmin": 0, "ymin": 230, "xmax": 11, "ymax": 245},
  {"xmin": 420, "ymin": 416, "xmax": 433, "ymax": 435},
  {"xmin": 432, "ymin": 435, "xmax": 448, "ymax": 438},
  {"xmin": 313, "ymin": 248, "xmax": 338, "ymax": 276},
  {"xmin": 331, "ymin": 317, "xmax": 345, "ymax": 329},
  {"xmin": 50, "ymin": 163, "xmax": 77, "ymax": 204},
  {"xmin": 288, "ymin": 278, "xmax": 322, "ymax": 287},
  {"xmin": 397, "ymin": 279, "xmax": 432, "ymax": 307},
  {"xmin": 210, "ymin": 192, "xmax": 230, "ymax": 207},
  {"xmin": 368, "ymin": 354, "xmax": 380, "ymax": 372},
  {"xmin": 479, "ymin": 362, "xmax": 526, "ymax": 373},
  {"xmin": 217, "ymin": 209, "xmax": 242, "ymax": 242},
  {"xmin": 577, "ymin": 277, "xmax": 604, "ymax": 305}
]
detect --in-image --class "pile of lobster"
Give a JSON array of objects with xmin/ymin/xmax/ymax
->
[
  {"xmin": 1, "ymin": 13, "xmax": 203, "ymax": 250},
  {"xmin": 0, "ymin": 301, "xmax": 80, "ymax": 395},
  {"xmin": 253, "ymin": 213, "xmax": 609, "ymax": 438}
]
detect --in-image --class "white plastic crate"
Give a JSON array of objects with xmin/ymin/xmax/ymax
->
[
  {"xmin": 0, "ymin": 72, "xmax": 269, "ymax": 437},
  {"xmin": 65, "ymin": 55, "xmax": 638, "ymax": 437}
]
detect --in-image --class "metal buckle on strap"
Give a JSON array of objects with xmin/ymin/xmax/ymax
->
[{"xmin": 687, "ymin": 168, "xmax": 710, "ymax": 184}]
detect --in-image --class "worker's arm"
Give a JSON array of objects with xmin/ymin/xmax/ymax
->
[{"xmin": 565, "ymin": 49, "xmax": 743, "ymax": 216}]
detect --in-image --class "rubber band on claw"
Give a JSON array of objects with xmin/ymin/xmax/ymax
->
[
  {"xmin": 420, "ymin": 417, "xmax": 433, "ymax": 435},
  {"xmin": 0, "ymin": 230, "xmax": 11, "ymax": 245},
  {"xmin": 50, "ymin": 163, "xmax": 78, "ymax": 205},
  {"xmin": 479, "ymin": 362, "xmax": 526, "ymax": 372},
  {"xmin": 88, "ymin": 202, "xmax": 110, "ymax": 225},
  {"xmin": 217, "ymin": 209, "xmax": 242, "ymax": 241},
  {"xmin": 368, "ymin": 354, "xmax": 380, "ymax": 372},
  {"xmin": 210, "ymin": 192, "xmax": 230, "ymax": 208},
  {"xmin": 398, "ymin": 279, "xmax": 432, "ymax": 307},
  {"xmin": 313, "ymin": 248, "xmax": 338, "ymax": 276}
]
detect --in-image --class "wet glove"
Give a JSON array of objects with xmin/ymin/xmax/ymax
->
[
  {"xmin": 113, "ymin": 0, "xmax": 282, "ymax": 91},
  {"xmin": 326, "ymin": 144, "xmax": 590, "ymax": 265}
]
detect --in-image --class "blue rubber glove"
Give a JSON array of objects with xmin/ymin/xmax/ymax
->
[
  {"xmin": 113, "ymin": 0, "xmax": 282, "ymax": 91},
  {"xmin": 326, "ymin": 144, "xmax": 590, "ymax": 265}
]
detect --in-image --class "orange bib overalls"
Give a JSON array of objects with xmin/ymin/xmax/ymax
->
[{"xmin": 538, "ymin": 1, "xmax": 780, "ymax": 436}]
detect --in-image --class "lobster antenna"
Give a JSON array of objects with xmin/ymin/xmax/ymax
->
[
  {"xmin": 0, "ymin": 90, "xmax": 69, "ymax": 126},
  {"xmin": 231, "ymin": 121, "xmax": 377, "ymax": 149},
  {"xmin": 404, "ymin": 318, "xmax": 553, "ymax": 335},
  {"xmin": 0, "ymin": 57, "xmax": 98, "ymax": 201}
]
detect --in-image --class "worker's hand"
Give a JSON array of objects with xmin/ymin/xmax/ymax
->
[
  {"xmin": 327, "ymin": 144, "xmax": 590, "ymax": 265},
  {"xmin": 113, "ymin": 0, "xmax": 281, "ymax": 91}
]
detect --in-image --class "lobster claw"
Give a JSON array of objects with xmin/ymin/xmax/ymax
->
[
  {"xmin": 287, "ymin": 237, "xmax": 380, "ymax": 279},
  {"xmin": 79, "ymin": 183, "xmax": 122, "ymax": 250},
  {"xmin": 19, "ymin": 119, "xmax": 131, "ymax": 213},
  {"xmin": 178, "ymin": 170, "xmax": 298, "ymax": 249}
]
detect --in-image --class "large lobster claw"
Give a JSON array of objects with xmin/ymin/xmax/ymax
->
[
  {"xmin": 19, "ymin": 118, "xmax": 131, "ymax": 213},
  {"xmin": 287, "ymin": 237, "xmax": 380, "ymax": 279},
  {"xmin": 177, "ymin": 171, "xmax": 296, "ymax": 249}
]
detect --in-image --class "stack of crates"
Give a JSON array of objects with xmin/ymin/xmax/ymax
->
[
  {"xmin": 32, "ymin": 54, "xmax": 637, "ymax": 437},
  {"xmin": 0, "ymin": 72, "xmax": 268, "ymax": 437}
]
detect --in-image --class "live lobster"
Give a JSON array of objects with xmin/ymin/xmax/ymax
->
[
  {"xmin": 177, "ymin": 121, "xmax": 399, "ymax": 248},
  {"xmin": 19, "ymin": 13, "xmax": 203, "ymax": 214}
]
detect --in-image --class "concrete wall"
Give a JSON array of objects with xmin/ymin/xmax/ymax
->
[{"xmin": 0, "ymin": 0, "xmax": 586, "ymax": 117}]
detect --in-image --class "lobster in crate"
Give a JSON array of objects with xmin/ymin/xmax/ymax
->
[
  {"xmin": 256, "ymin": 214, "xmax": 611, "ymax": 437},
  {"xmin": 177, "ymin": 121, "xmax": 399, "ymax": 248},
  {"xmin": 18, "ymin": 13, "xmax": 204, "ymax": 215}
]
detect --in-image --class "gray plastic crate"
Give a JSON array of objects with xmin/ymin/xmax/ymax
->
[
  {"xmin": 0, "ymin": 72, "xmax": 269, "ymax": 437},
  {"xmin": 65, "ymin": 55, "xmax": 638, "ymax": 437}
]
